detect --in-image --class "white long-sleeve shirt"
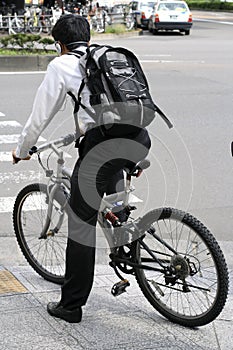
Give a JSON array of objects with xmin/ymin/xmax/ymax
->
[{"xmin": 16, "ymin": 47, "xmax": 95, "ymax": 159}]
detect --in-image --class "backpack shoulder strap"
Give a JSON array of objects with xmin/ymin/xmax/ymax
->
[
  {"xmin": 154, "ymin": 103, "xmax": 173, "ymax": 129},
  {"xmin": 67, "ymin": 49, "xmax": 86, "ymax": 113},
  {"xmin": 68, "ymin": 79, "xmax": 85, "ymax": 113},
  {"xmin": 66, "ymin": 51, "xmax": 85, "ymax": 137},
  {"xmin": 68, "ymin": 79, "xmax": 97, "ymax": 122}
]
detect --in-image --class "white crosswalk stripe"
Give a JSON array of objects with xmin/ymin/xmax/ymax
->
[
  {"xmin": 0, "ymin": 116, "xmax": 44, "ymax": 142},
  {"xmin": 0, "ymin": 150, "xmax": 71, "ymax": 162},
  {"xmin": 0, "ymin": 113, "xmax": 71, "ymax": 215},
  {"xmin": 0, "ymin": 151, "xmax": 15, "ymax": 162},
  {"xmin": 0, "ymin": 196, "xmax": 47, "ymax": 213},
  {"xmin": 0, "ymin": 134, "xmax": 46, "ymax": 144},
  {"xmin": 0, "ymin": 197, "xmax": 15, "ymax": 213},
  {"xmin": 0, "ymin": 170, "xmax": 42, "ymax": 184},
  {"xmin": 0, "ymin": 121, "xmax": 21, "ymax": 128},
  {"xmin": 0, "ymin": 114, "xmax": 47, "ymax": 214}
]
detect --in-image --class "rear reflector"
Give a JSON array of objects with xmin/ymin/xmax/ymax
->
[
  {"xmin": 155, "ymin": 13, "xmax": 159, "ymax": 22},
  {"xmin": 141, "ymin": 11, "xmax": 146, "ymax": 19}
]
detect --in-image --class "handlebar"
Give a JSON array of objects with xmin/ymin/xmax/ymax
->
[{"xmin": 29, "ymin": 133, "xmax": 76, "ymax": 155}]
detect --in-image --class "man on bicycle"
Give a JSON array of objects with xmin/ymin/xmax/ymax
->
[{"xmin": 12, "ymin": 14, "xmax": 151, "ymax": 323}]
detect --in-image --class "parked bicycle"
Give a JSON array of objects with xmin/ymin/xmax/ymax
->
[
  {"xmin": 13, "ymin": 133, "xmax": 229, "ymax": 328},
  {"xmin": 27, "ymin": 6, "xmax": 52, "ymax": 35},
  {"xmin": 0, "ymin": 4, "xmax": 52, "ymax": 34},
  {"xmin": 0, "ymin": 4, "xmax": 23, "ymax": 34}
]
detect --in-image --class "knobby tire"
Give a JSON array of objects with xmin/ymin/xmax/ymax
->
[{"xmin": 132, "ymin": 207, "xmax": 229, "ymax": 327}]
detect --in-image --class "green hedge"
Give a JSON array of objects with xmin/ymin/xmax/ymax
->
[
  {"xmin": 186, "ymin": 0, "xmax": 233, "ymax": 11},
  {"xmin": 0, "ymin": 34, "xmax": 55, "ymax": 54}
]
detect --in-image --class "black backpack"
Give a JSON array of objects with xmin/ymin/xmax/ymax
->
[{"xmin": 69, "ymin": 44, "xmax": 172, "ymax": 137}]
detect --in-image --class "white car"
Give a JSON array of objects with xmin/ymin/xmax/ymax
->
[
  {"xmin": 148, "ymin": 0, "xmax": 193, "ymax": 35},
  {"xmin": 129, "ymin": 0, "xmax": 156, "ymax": 29}
]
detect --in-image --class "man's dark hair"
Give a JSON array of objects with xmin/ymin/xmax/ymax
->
[{"xmin": 52, "ymin": 14, "xmax": 90, "ymax": 46}]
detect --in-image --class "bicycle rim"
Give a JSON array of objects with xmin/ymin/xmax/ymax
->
[
  {"xmin": 133, "ymin": 208, "xmax": 229, "ymax": 327},
  {"xmin": 13, "ymin": 183, "xmax": 67, "ymax": 284},
  {"xmin": 11, "ymin": 18, "xmax": 24, "ymax": 33},
  {"xmin": 28, "ymin": 19, "xmax": 42, "ymax": 34},
  {"xmin": 42, "ymin": 18, "xmax": 51, "ymax": 34}
]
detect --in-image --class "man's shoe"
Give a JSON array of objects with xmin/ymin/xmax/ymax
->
[{"xmin": 47, "ymin": 302, "xmax": 82, "ymax": 323}]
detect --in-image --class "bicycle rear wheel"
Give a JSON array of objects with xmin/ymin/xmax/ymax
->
[
  {"xmin": 132, "ymin": 207, "xmax": 229, "ymax": 327},
  {"xmin": 13, "ymin": 183, "xmax": 67, "ymax": 284},
  {"xmin": 42, "ymin": 17, "xmax": 51, "ymax": 34}
]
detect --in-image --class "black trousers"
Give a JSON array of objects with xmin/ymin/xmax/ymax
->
[{"xmin": 60, "ymin": 127, "xmax": 151, "ymax": 310}]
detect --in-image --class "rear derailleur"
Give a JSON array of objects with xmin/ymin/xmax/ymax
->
[{"xmin": 164, "ymin": 255, "xmax": 198, "ymax": 293}]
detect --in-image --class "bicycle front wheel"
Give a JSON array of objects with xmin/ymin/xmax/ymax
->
[
  {"xmin": 11, "ymin": 18, "xmax": 24, "ymax": 34},
  {"xmin": 13, "ymin": 183, "xmax": 68, "ymax": 284},
  {"xmin": 132, "ymin": 208, "xmax": 229, "ymax": 327},
  {"xmin": 28, "ymin": 18, "xmax": 42, "ymax": 34},
  {"xmin": 125, "ymin": 15, "xmax": 134, "ymax": 31}
]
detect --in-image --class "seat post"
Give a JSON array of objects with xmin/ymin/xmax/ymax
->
[{"xmin": 126, "ymin": 174, "xmax": 132, "ymax": 192}]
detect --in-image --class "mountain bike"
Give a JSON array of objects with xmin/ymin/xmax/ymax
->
[
  {"xmin": 13, "ymin": 133, "xmax": 229, "ymax": 327},
  {"xmin": 0, "ymin": 4, "xmax": 23, "ymax": 34}
]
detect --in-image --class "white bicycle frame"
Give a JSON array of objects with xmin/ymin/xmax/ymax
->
[{"xmin": 32, "ymin": 134, "xmax": 143, "ymax": 247}]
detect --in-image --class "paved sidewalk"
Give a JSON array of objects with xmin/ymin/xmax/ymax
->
[{"xmin": 0, "ymin": 241, "xmax": 232, "ymax": 350}]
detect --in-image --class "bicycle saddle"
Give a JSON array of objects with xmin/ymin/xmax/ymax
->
[{"xmin": 124, "ymin": 159, "xmax": 150, "ymax": 176}]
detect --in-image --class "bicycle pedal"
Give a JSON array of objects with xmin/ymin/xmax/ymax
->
[{"xmin": 111, "ymin": 279, "xmax": 130, "ymax": 297}]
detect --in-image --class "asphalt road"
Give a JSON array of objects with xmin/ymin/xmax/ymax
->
[{"xmin": 0, "ymin": 17, "xmax": 233, "ymax": 267}]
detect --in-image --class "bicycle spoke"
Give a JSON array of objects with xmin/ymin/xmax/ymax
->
[
  {"xmin": 16, "ymin": 186, "xmax": 67, "ymax": 281},
  {"xmin": 133, "ymin": 208, "xmax": 228, "ymax": 326}
]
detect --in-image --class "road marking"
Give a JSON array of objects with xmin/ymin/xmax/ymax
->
[
  {"xmin": 0, "ymin": 150, "xmax": 71, "ymax": 162},
  {"xmin": 0, "ymin": 170, "xmax": 42, "ymax": 185},
  {"xmin": 0, "ymin": 196, "xmax": 47, "ymax": 213},
  {"xmin": 0, "ymin": 112, "xmax": 6, "ymax": 117},
  {"xmin": 0, "ymin": 151, "xmax": 14, "ymax": 162},
  {"xmin": 0, "ymin": 120, "xmax": 22, "ymax": 129},
  {"xmin": 0, "ymin": 71, "xmax": 46, "ymax": 75},
  {"xmin": 141, "ymin": 60, "xmax": 205, "ymax": 64},
  {"xmin": 0, "ymin": 134, "xmax": 46, "ymax": 144},
  {"xmin": 194, "ymin": 18, "xmax": 233, "ymax": 26},
  {"xmin": 0, "ymin": 197, "xmax": 15, "ymax": 213},
  {"xmin": 139, "ymin": 54, "xmax": 172, "ymax": 57}
]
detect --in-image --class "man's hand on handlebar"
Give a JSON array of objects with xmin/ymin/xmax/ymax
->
[{"xmin": 12, "ymin": 149, "xmax": 31, "ymax": 164}]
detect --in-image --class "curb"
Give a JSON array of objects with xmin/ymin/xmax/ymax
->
[
  {"xmin": 91, "ymin": 29, "xmax": 142, "ymax": 40},
  {"xmin": 0, "ymin": 30, "xmax": 142, "ymax": 72},
  {"xmin": 0, "ymin": 54, "xmax": 56, "ymax": 72}
]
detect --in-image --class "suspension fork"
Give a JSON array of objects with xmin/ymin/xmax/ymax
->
[{"xmin": 39, "ymin": 183, "xmax": 64, "ymax": 239}]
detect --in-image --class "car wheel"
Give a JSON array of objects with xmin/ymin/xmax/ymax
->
[
  {"xmin": 148, "ymin": 21, "xmax": 152, "ymax": 32},
  {"xmin": 152, "ymin": 28, "xmax": 158, "ymax": 35},
  {"xmin": 184, "ymin": 29, "xmax": 190, "ymax": 35}
]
